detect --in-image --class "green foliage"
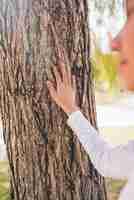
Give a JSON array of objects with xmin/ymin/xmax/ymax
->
[{"xmin": 91, "ymin": 43, "xmax": 120, "ymax": 93}]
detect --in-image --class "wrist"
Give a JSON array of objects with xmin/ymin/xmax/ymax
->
[{"xmin": 65, "ymin": 106, "xmax": 80, "ymax": 117}]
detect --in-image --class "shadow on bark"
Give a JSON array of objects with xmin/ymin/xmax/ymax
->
[{"xmin": 0, "ymin": 0, "xmax": 107, "ymax": 199}]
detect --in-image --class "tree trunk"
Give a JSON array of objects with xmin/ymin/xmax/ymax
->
[{"xmin": 0, "ymin": 0, "xmax": 107, "ymax": 199}]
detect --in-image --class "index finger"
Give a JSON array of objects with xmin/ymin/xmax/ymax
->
[{"xmin": 58, "ymin": 48, "xmax": 72, "ymax": 85}]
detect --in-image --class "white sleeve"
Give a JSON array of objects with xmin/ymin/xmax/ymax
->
[{"xmin": 67, "ymin": 110, "xmax": 134, "ymax": 180}]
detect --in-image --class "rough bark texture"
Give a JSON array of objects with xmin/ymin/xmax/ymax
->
[{"xmin": 0, "ymin": 0, "xmax": 107, "ymax": 199}]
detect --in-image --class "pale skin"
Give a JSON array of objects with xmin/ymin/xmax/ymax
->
[
  {"xmin": 47, "ymin": 61, "xmax": 79, "ymax": 115},
  {"xmin": 47, "ymin": 0, "xmax": 134, "ymax": 115}
]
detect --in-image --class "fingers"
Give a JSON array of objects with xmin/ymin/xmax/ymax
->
[
  {"xmin": 72, "ymin": 75, "xmax": 76, "ymax": 91},
  {"xmin": 47, "ymin": 81, "xmax": 57, "ymax": 100},
  {"xmin": 58, "ymin": 61, "xmax": 70, "ymax": 85},
  {"xmin": 53, "ymin": 67, "xmax": 62, "ymax": 88},
  {"xmin": 66, "ymin": 65, "xmax": 72, "ymax": 85},
  {"xmin": 58, "ymin": 48, "xmax": 72, "ymax": 86}
]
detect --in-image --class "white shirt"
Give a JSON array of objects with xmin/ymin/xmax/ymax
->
[{"xmin": 67, "ymin": 110, "xmax": 134, "ymax": 200}]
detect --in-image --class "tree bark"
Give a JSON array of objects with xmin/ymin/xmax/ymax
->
[{"xmin": 0, "ymin": 0, "xmax": 107, "ymax": 199}]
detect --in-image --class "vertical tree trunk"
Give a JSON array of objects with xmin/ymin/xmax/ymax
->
[{"xmin": 0, "ymin": 0, "xmax": 107, "ymax": 199}]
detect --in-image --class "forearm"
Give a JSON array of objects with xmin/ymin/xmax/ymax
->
[
  {"xmin": 65, "ymin": 106, "xmax": 80, "ymax": 117},
  {"xmin": 67, "ymin": 110, "xmax": 134, "ymax": 180},
  {"xmin": 67, "ymin": 110, "xmax": 113, "ymax": 177}
]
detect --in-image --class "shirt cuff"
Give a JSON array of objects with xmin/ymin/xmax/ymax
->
[{"xmin": 67, "ymin": 110, "xmax": 89, "ymax": 136}]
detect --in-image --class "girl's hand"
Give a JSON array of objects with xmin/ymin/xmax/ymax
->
[{"xmin": 47, "ymin": 61, "xmax": 79, "ymax": 116}]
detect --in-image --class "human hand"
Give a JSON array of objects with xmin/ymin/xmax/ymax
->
[{"xmin": 47, "ymin": 61, "xmax": 79, "ymax": 116}]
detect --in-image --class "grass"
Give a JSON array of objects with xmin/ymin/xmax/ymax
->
[
  {"xmin": 0, "ymin": 161, "xmax": 10, "ymax": 200},
  {"xmin": 0, "ymin": 161, "xmax": 127, "ymax": 200},
  {"xmin": 0, "ymin": 126, "xmax": 133, "ymax": 199},
  {"xmin": 105, "ymin": 178, "xmax": 127, "ymax": 200}
]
